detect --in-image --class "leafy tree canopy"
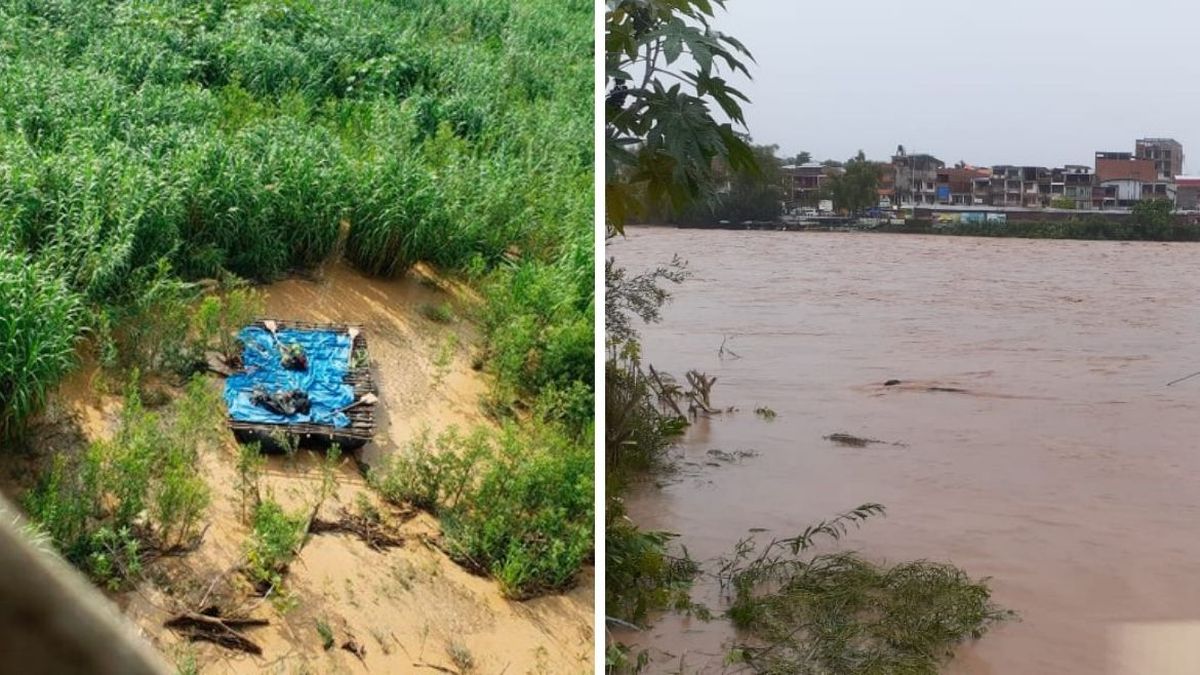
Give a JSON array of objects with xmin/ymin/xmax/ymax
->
[
  {"xmin": 823, "ymin": 151, "xmax": 880, "ymax": 214},
  {"xmin": 606, "ymin": 0, "xmax": 758, "ymax": 231}
]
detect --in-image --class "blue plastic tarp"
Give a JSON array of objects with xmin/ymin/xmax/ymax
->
[{"xmin": 223, "ymin": 326, "xmax": 354, "ymax": 428}]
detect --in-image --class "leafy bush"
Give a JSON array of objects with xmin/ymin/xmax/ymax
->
[
  {"xmin": 245, "ymin": 498, "xmax": 306, "ymax": 593},
  {"xmin": 442, "ymin": 424, "xmax": 593, "ymax": 598},
  {"xmin": 192, "ymin": 285, "xmax": 265, "ymax": 362},
  {"xmin": 371, "ymin": 424, "xmax": 593, "ymax": 598},
  {"xmin": 419, "ymin": 302, "xmax": 455, "ymax": 324},
  {"xmin": 369, "ymin": 428, "xmax": 489, "ymax": 512},
  {"xmin": 480, "ymin": 241, "xmax": 594, "ymax": 433},
  {"xmin": 605, "ymin": 498, "xmax": 698, "ymax": 624},
  {"xmin": 720, "ymin": 506, "xmax": 1011, "ymax": 674},
  {"xmin": 107, "ymin": 260, "xmax": 198, "ymax": 374}
]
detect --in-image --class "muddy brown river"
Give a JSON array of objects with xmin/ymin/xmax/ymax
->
[{"xmin": 610, "ymin": 228, "xmax": 1200, "ymax": 675}]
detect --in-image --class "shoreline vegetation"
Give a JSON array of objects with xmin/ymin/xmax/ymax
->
[{"xmin": 1, "ymin": 0, "xmax": 593, "ymax": 669}]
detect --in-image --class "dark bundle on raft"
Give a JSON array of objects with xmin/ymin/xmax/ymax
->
[
  {"xmin": 250, "ymin": 386, "xmax": 311, "ymax": 416},
  {"xmin": 280, "ymin": 342, "xmax": 308, "ymax": 371}
]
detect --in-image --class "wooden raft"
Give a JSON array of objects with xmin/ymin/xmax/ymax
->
[{"xmin": 227, "ymin": 319, "xmax": 376, "ymax": 450}]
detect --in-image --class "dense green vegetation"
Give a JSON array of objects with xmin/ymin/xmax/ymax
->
[
  {"xmin": 1, "ymin": 0, "xmax": 593, "ymax": 600},
  {"xmin": 720, "ymin": 506, "xmax": 1009, "ymax": 674},
  {"xmin": 371, "ymin": 423, "xmax": 592, "ymax": 599}
]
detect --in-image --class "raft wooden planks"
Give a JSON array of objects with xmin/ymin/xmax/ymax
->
[{"xmin": 228, "ymin": 319, "xmax": 377, "ymax": 448}]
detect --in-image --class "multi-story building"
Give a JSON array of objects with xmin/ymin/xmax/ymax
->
[
  {"xmin": 935, "ymin": 166, "xmax": 990, "ymax": 205},
  {"xmin": 1060, "ymin": 165, "xmax": 1094, "ymax": 209},
  {"xmin": 892, "ymin": 152, "xmax": 944, "ymax": 206},
  {"xmin": 780, "ymin": 163, "xmax": 838, "ymax": 206},
  {"xmin": 877, "ymin": 163, "xmax": 896, "ymax": 207},
  {"xmin": 1136, "ymin": 138, "xmax": 1183, "ymax": 179},
  {"xmin": 987, "ymin": 166, "xmax": 1050, "ymax": 208},
  {"xmin": 1095, "ymin": 151, "xmax": 1173, "ymax": 207}
]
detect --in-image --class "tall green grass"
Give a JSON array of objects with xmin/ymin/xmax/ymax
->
[{"xmin": 0, "ymin": 251, "xmax": 82, "ymax": 439}]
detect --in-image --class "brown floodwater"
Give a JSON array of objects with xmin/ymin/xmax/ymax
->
[{"xmin": 609, "ymin": 227, "xmax": 1200, "ymax": 674}]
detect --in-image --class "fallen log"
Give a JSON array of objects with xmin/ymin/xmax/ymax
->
[{"xmin": 164, "ymin": 611, "xmax": 268, "ymax": 655}]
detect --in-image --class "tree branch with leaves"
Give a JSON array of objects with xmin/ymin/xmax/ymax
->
[{"xmin": 605, "ymin": 0, "xmax": 759, "ymax": 231}]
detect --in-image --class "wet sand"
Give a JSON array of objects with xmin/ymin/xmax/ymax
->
[
  {"xmin": 7, "ymin": 261, "xmax": 593, "ymax": 674},
  {"xmin": 610, "ymin": 228, "xmax": 1200, "ymax": 674}
]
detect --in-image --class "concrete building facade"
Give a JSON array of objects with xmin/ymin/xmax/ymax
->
[
  {"xmin": 1095, "ymin": 151, "xmax": 1173, "ymax": 207},
  {"xmin": 893, "ymin": 152, "xmax": 944, "ymax": 206},
  {"xmin": 1175, "ymin": 177, "xmax": 1200, "ymax": 210},
  {"xmin": 1136, "ymin": 138, "xmax": 1183, "ymax": 179},
  {"xmin": 780, "ymin": 163, "xmax": 838, "ymax": 205}
]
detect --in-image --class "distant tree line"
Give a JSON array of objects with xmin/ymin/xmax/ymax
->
[{"xmin": 668, "ymin": 146, "xmax": 882, "ymax": 224}]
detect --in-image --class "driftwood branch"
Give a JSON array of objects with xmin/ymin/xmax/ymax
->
[
  {"xmin": 718, "ymin": 335, "xmax": 741, "ymax": 360},
  {"xmin": 685, "ymin": 370, "xmax": 717, "ymax": 414},
  {"xmin": 1167, "ymin": 369, "xmax": 1200, "ymax": 387},
  {"xmin": 309, "ymin": 509, "xmax": 404, "ymax": 551},
  {"xmin": 413, "ymin": 663, "xmax": 460, "ymax": 674},
  {"xmin": 164, "ymin": 610, "xmax": 268, "ymax": 655},
  {"xmin": 646, "ymin": 364, "xmax": 686, "ymax": 419}
]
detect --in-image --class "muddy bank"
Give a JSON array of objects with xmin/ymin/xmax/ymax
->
[
  {"xmin": 610, "ymin": 228, "xmax": 1200, "ymax": 674},
  {"xmin": 3, "ymin": 261, "xmax": 593, "ymax": 674}
]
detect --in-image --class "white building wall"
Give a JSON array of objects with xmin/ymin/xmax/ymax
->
[{"xmin": 1101, "ymin": 179, "xmax": 1141, "ymax": 202}]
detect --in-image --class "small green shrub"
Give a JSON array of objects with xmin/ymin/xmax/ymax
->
[
  {"xmin": 236, "ymin": 441, "xmax": 266, "ymax": 523},
  {"xmin": 444, "ymin": 426, "xmax": 593, "ymax": 598},
  {"xmin": 87, "ymin": 526, "xmax": 143, "ymax": 591},
  {"xmin": 245, "ymin": 498, "xmax": 306, "ymax": 593},
  {"xmin": 192, "ymin": 285, "xmax": 265, "ymax": 362},
  {"xmin": 24, "ymin": 373, "xmax": 221, "ymax": 586},
  {"xmin": 446, "ymin": 641, "xmax": 475, "ymax": 673},
  {"xmin": 720, "ymin": 505, "xmax": 1012, "ymax": 674},
  {"xmin": 369, "ymin": 428, "xmax": 489, "ymax": 512},
  {"xmin": 420, "ymin": 302, "xmax": 455, "ymax": 324},
  {"xmin": 316, "ymin": 619, "xmax": 334, "ymax": 650},
  {"xmin": 109, "ymin": 260, "xmax": 199, "ymax": 374}
]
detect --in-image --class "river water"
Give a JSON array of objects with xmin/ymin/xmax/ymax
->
[{"xmin": 609, "ymin": 227, "xmax": 1200, "ymax": 675}]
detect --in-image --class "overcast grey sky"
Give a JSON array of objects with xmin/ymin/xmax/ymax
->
[{"xmin": 713, "ymin": 0, "xmax": 1200, "ymax": 171}]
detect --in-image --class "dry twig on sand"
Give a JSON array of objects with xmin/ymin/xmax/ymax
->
[
  {"xmin": 309, "ymin": 508, "xmax": 405, "ymax": 551},
  {"xmin": 164, "ymin": 609, "xmax": 269, "ymax": 655}
]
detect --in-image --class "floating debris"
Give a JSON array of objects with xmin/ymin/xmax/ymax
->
[
  {"xmin": 824, "ymin": 433, "xmax": 907, "ymax": 448},
  {"xmin": 706, "ymin": 448, "xmax": 760, "ymax": 463}
]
